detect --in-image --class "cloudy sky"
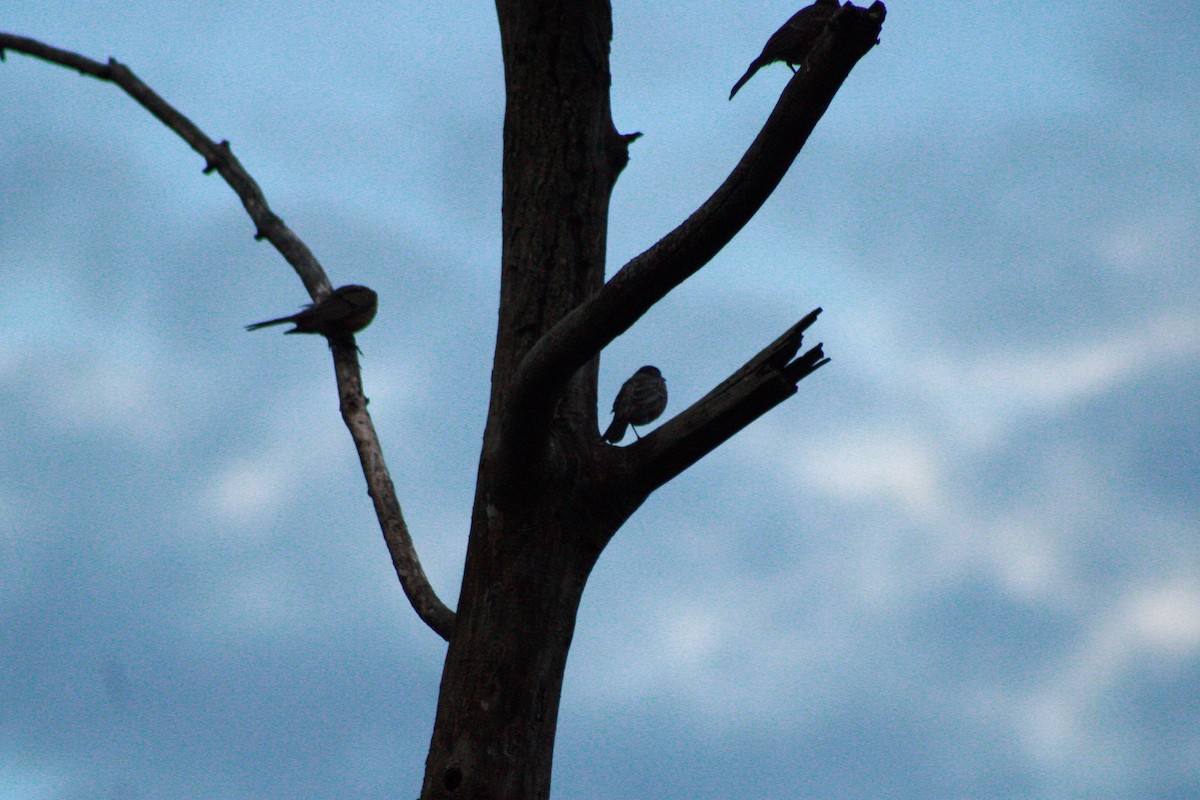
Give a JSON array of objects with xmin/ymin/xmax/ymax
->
[{"xmin": 2, "ymin": 1, "xmax": 1198, "ymax": 798}]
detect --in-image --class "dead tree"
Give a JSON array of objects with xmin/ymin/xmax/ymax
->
[{"xmin": 1, "ymin": 1, "xmax": 885, "ymax": 797}]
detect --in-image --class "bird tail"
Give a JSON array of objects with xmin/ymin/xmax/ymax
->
[
  {"xmin": 729, "ymin": 59, "xmax": 765, "ymax": 99},
  {"xmin": 244, "ymin": 316, "xmax": 293, "ymax": 331},
  {"xmin": 602, "ymin": 418, "xmax": 629, "ymax": 444}
]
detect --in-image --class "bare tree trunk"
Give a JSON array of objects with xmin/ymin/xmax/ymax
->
[
  {"xmin": 420, "ymin": 0, "xmax": 884, "ymax": 796},
  {"xmin": 419, "ymin": 2, "xmax": 622, "ymax": 796},
  {"xmin": 0, "ymin": 1, "xmax": 885, "ymax": 796}
]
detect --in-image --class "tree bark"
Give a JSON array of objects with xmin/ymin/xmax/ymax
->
[
  {"xmin": 420, "ymin": 2, "xmax": 884, "ymax": 797},
  {"xmin": 419, "ymin": 1, "xmax": 624, "ymax": 797},
  {"xmin": 1, "ymin": 2, "xmax": 885, "ymax": 796}
]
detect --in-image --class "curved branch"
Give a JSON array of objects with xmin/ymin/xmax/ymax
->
[
  {"xmin": 1, "ymin": 33, "xmax": 456, "ymax": 638},
  {"xmin": 624, "ymin": 309, "xmax": 829, "ymax": 494},
  {"xmin": 333, "ymin": 343, "xmax": 456, "ymax": 640},
  {"xmin": 502, "ymin": 2, "xmax": 884, "ymax": 450},
  {"xmin": 0, "ymin": 33, "xmax": 329, "ymax": 298}
]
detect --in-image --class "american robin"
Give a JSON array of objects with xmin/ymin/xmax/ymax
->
[
  {"xmin": 729, "ymin": 0, "xmax": 840, "ymax": 100},
  {"xmin": 245, "ymin": 284, "xmax": 378, "ymax": 337},
  {"xmin": 603, "ymin": 365, "xmax": 668, "ymax": 444}
]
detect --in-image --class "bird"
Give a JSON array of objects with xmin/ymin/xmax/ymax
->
[
  {"xmin": 603, "ymin": 365, "xmax": 668, "ymax": 444},
  {"xmin": 245, "ymin": 284, "xmax": 378, "ymax": 338},
  {"xmin": 729, "ymin": 0, "xmax": 840, "ymax": 100}
]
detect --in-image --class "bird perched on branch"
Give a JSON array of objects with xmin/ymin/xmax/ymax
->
[
  {"xmin": 603, "ymin": 365, "xmax": 668, "ymax": 444},
  {"xmin": 245, "ymin": 284, "xmax": 378, "ymax": 338},
  {"xmin": 729, "ymin": 0, "xmax": 840, "ymax": 100}
]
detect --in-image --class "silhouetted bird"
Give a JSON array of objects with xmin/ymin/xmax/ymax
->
[
  {"xmin": 729, "ymin": 0, "xmax": 840, "ymax": 99},
  {"xmin": 246, "ymin": 284, "xmax": 378, "ymax": 337},
  {"xmin": 603, "ymin": 365, "xmax": 668, "ymax": 444}
]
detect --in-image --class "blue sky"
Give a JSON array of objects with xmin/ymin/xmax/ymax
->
[{"xmin": 2, "ymin": 1, "xmax": 1198, "ymax": 798}]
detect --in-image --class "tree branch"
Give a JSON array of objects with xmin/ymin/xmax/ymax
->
[
  {"xmin": 625, "ymin": 309, "xmax": 829, "ymax": 494},
  {"xmin": 0, "ymin": 33, "xmax": 329, "ymax": 298},
  {"xmin": 506, "ymin": 2, "xmax": 884, "ymax": 437},
  {"xmin": 0, "ymin": 32, "xmax": 455, "ymax": 639},
  {"xmin": 333, "ymin": 342, "xmax": 456, "ymax": 640}
]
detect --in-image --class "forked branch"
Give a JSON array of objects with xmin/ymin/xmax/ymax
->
[
  {"xmin": 624, "ymin": 309, "xmax": 830, "ymax": 493},
  {"xmin": 0, "ymin": 32, "xmax": 454, "ymax": 639},
  {"xmin": 502, "ymin": 2, "xmax": 885, "ymax": 469}
]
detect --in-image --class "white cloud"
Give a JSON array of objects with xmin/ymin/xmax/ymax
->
[
  {"xmin": 1119, "ymin": 583, "xmax": 1200, "ymax": 656},
  {"xmin": 207, "ymin": 456, "xmax": 291, "ymax": 526},
  {"xmin": 1094, "ymin": 206, "xmax": 1198, "ymax": 279},
  {"xmin": 917, "ymin": 309, "xmax": 1200, "ymax": 447},
  {"xmin": 24, "ymin": 346, "xmax": 199, "ymax": 446},
  {"xmin": 1018, "ymin": 580, "xmax": 1200, "ymax": 764},
  {"xmin": 201, "ymin": 382, "xmax": 350, "ymax": 527},
  {"xmin": 793, "ymin": 427, "xmax": 948, "ymax": 520},
  {"xmin": 0, "ymin": 759, "xmax": 67, "ymax": 800}
]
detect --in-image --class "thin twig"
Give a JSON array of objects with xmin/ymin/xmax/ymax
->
[{"xmin": 0, "ymin": 32, "xmax": 455, "ymax": 639}]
